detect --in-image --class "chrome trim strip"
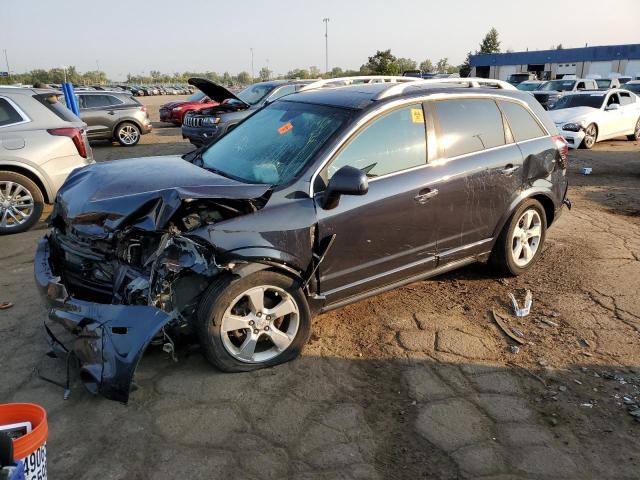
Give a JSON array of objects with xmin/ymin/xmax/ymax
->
[{"xmin": 437, "ymin": 238, "xmax": 493, "ymax": 258}]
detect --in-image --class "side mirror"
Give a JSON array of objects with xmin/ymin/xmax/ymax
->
[
  {"xmin": 322, "ymin": 165, "xmax": 368, "ymax": 210},
  {"xmin": 605, "ymin": 103, "xmax": 620, "ymax": 111}
]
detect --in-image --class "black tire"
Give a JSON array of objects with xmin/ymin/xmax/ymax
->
[
  {"xmin": 115, "ymin": 122, "xmax": 141, "ymax": 147},
  {"xmin": 580, "ymin": 123, "xmax": 597, "ymax": 149},
  {"xmin": 627, "ymin": 117, "xmax": 640, "ymax": 141},
  {"xmin": 196, "ymin": 270, "xmax": 312, "ymax": 372},
  {"xmin": 0, "ymin": 171, "xmax": 44, "ymax": 235},
  {"xmin": 490, "ymin": 199, "xmax": 547, "ymax": 276}
]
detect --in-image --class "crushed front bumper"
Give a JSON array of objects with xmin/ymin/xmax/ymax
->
[
  {"xmin": 557, "ymin": 129, "xmax": 585, "ymax": 149},
  {"xmin": 35, "ymin": 237, "xmax": 175, "ymax": 403}
]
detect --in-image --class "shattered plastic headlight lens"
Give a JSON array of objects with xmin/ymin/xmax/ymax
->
[{"xmin": 562, "ymin": 123, "xmax": 582, "ymax": 132}]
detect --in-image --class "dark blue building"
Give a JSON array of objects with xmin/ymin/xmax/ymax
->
[{"xmin": 470, "ymin": 44, "xmax": 640, "ymax": 81}]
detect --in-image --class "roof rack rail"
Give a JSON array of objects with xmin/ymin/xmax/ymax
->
[
  {"xmin": 375, "ymin": 77, "xmax": 517, "ymax": 99},
  {"xmin": 299, "ymin": 75, "xmax": 419, "ymax": 92}
]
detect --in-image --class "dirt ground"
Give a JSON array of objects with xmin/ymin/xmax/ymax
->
[{"xmin": 1, "ymin": 94, "xmax": 639, "ymax": 479}]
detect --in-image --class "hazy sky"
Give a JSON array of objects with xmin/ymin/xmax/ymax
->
[{"xmin": 1, "ymin": 0, "xmax": 639, "ymax": 80}]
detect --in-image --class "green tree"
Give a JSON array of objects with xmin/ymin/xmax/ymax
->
[
  {"xmin": 286, "ymin": 68, "xmax": 310, "ymax": 79},
  {"xmin": 330, "ymin": 67, "xmax": 344, "ymax": 78},
  {"xmin": 458, "ymin": 52, "xmax": 473, "ymax": 77},
  {"xmin": 395, "ymin": 57, "xmax": 417, "ymax": 74},
  {"xmin": 361, "ymin": 50, "xmax": 400, "ymax": 76},
  {"xmin": 222, "ymin": 72, "xmax": 233, "ymax": 85},
  {"xmin": 236, "ymin": 71, "xmax": 252, "ymax": 85},
  {"xmin": 419, "ymin": 59, "xmax": 433, "ymax": 73},
  {"xmin": 259, "ymin": 67, "xmax": 272, "ymax": 81},
  {"xmin": 309, "ymin": 66, "xmax": 321, "ymax": 78},
  {"xmin": 479, "ymin": 27, "xmax": 501, "ymax": 54},
  {"xmin": 435, "ymin": 58, "xmax": 450, "ymax": 73}
]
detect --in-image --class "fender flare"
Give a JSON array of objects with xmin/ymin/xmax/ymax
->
[{"xmin": 0, "ymin": 159, "xmax": 53, "ymax": 202}]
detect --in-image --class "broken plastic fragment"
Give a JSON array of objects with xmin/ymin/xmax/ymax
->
[{"xmin": 509, "ymin": 290, "xmax": 532, "ymax": 317}]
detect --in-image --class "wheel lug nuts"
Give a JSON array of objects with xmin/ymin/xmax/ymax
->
[
  {"xmin": 257, "ymin": 312, "xmax": 262, "ymax": 318},
  {"xmin": 264, "ymin": 326, "xmax": 270, "ymax": 331},
  {"xmin": 249, "ymin": 320, "xmax": 255, "ymax": 326},
  {"xmin": 253, "ymin": 329, "xmax": 259, "ymax": 334},
  {"xmin": 266, "ymin": 315, "xmax": 271, "ymax": 321}
]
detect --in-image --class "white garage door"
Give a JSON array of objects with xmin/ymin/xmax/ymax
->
[
  {"xmin": 498, "ymin": 65, "xmax": 517, "ymax": 81},
  {"xmin": 588, "ymin": 61, "xmax": 613, "ymax": 78},
  {"xmin": 625, "ymin": 60, "xmax": 640, "ymax": 78}
]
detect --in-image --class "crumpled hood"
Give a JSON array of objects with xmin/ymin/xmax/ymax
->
[
  {"xmin": 549, "ymin": 106, "xmax": 597, "ymax": 125},
  {"xmin": 53, "ymin": 155, "xmax": 269, "ymax": 235}
]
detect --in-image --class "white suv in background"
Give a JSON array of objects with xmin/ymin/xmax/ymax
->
[{"xmin": 0, "ymin": 87, "xmax": 93, "ymax": 234}]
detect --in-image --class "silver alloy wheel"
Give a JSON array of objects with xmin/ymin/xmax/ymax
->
[
  {"xmin": 118, "ymin": 124, "xmax": 139, "ymax": 145},
  {"xmin": 583, "ymin": 124, "xmax": 597, "ymax": 148},
  {"xmin": 0, "ymin": 181, "xmax": 34, "ymax": 229},
  {"xmin": 220, "ymin": 285, "xmax": 300, "ymax": 363},
  {"xmin": 635, "ymin": 119, "xmax": 640, "ymax": 139},
  {"xmin": 511, "ymin": 209, "xmax": 542, "ymax": 268}
]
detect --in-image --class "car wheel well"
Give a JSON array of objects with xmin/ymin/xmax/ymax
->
[
  {"xmin": 532, "ymin": 193, "xmax": 555, "ymax": 226},
  {"xmin": 0, "ymin": 165, "xmax": 50, "ymax": 203}
]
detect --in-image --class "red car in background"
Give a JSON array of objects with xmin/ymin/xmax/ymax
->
[{"xmin": 159, "ymin": 91, "xmax": 219, "ymax": 125}]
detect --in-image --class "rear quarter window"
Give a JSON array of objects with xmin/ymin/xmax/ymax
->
[
  {"xmin": 433, "ymin": 98, "xmax": 505, "ymax": 158},
  {"xmin": 498, "ymin": 101, "xmax": 546, "ymax": 142},
  {"xmin": 0, "ymin": 97, "xmax": 26, "ymax": 127},
  {"xmin": 33, "ymin": 94, "xmax": 79, "ymax": 122}
]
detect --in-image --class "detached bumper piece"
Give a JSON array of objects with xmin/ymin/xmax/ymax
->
[{"xmin": 35, "ymin": 238, "xmax": 175, "ymax": 403}]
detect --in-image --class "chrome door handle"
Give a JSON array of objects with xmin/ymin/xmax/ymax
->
[
  {"xmin": 500, "ymin": 165, "xmax": 520, "ymax": 176},
  {"xmin": 414, "ymin": 188, "xmax": 439, "ymax": 204}
]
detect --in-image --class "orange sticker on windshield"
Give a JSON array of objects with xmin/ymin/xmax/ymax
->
[
  {"xmin": 278, "ymin": 122, "xmax": 293, "ymax": 135},
  {"xmin": 411, "ymin": 108, "xmax": 424, "ymax": 123}
]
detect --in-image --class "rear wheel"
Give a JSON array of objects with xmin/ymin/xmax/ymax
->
[
  {"xmin": 580, "ymin": 123, "xmax": 597, "ymax": 149},
  {"xmin": 490, "ymin": 199, "xmax": 547, "ymax": 276},
  {"xmin": 627, "ymin": 118, "xmax": 640, "ymax": 141},
  {"xmin": 0, "ymin": 171, "xmax": 44, "ymax": 235},
  {"xmin": 196, "ymin": 271, "xmax": 311, "ymax": 372},
  {"xmin": 115, "ymin": 122, "xmax": 141, "ymax": 146}
]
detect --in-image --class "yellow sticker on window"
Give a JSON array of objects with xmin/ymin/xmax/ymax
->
[{"xmin": 410, "ymin": 108, "xmax": 424, "ymax": 123}]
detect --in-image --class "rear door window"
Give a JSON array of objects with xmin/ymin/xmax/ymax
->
[
  {"xmin": 498, "ymin": 101, "xmax": 546, "ymax": 142},
  {"xmin": 433, "ymin": 98, "xmax": 506, "ymax": 158},
  {"xmin": 0, "ymin": 97, "xmax": 26, "ymax": 127},
  {"xmin": 328, "ymin": 104, "xmax": 427, "ymax": 178},
  {"xmin": 82, "ymin": 95, "xmax": 113, "ymax": 109}
]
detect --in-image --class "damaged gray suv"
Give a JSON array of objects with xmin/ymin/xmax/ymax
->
[{"xmin": 35, "ymin": 77, "xmax": 570, "ymax": 402}]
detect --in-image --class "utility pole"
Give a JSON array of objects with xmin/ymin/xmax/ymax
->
[
  {"xmin": 323, "ymin": 18, "xmax": 330, "ymax": 74},
  {"xmin": 96, "ymin": 60, "xmax": 101, "ymax": 72},
  {"xmin": 3, "ymin": 49, "xmax": 10, "ymax": 78},
  {"xmin": 250, "ymin": 48, "xmax": 254, "ymax": 82}
]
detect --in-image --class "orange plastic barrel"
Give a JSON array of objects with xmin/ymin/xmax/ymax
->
[{"xmin": 0, "ymin": 403, "xmax": 48, "ymax": 479}]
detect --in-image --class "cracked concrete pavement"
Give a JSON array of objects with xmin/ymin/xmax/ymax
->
[{"xmin": 0, "ymin": 96, "xmax": 639, "ymax": 479}]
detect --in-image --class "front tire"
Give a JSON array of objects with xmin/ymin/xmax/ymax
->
[
  {"xmin": 580, "ymin": 123, "xmax": 597, "ymax": 149},
  {"xmin": 196, "ymin": 270, "xmax": 312, "ymax": 372},
  {"xmin": 115, "ymin": 122, "xmax": 141, "ymax": 146},
  {"xmin": 627, "ymin": 118, "xmax": 640, "ymax": 141},
  {"xmin": 490, "ymin": 199, "xmax": 547, "ymax": 276},
  {"xmin": 0, "ymin": 171, "xmax": 44, "ymax": 235}
]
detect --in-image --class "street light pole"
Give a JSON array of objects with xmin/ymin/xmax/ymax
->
[
  {"xmin": 250, "ymin": 48, "xmax": 254, "ymax": 82},
  {"xmin": 3, "ymin": 49, "xmax": 10, "ymax": 78},
  {"xmin": 323, "ymin": 18, "xmax": 330, "ymax": 74}
]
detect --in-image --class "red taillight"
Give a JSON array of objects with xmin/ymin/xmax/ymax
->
[
  {"xmin": 139, "ymin": 106, "xmax": 146, "ymax": 112},
  {"xmin": 552, "ymin": 134, "xmax": 569, "ymax": 161},
  {"xmin": 48, "ymin": 127, "xmax": 88, "ymax": 159}
]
